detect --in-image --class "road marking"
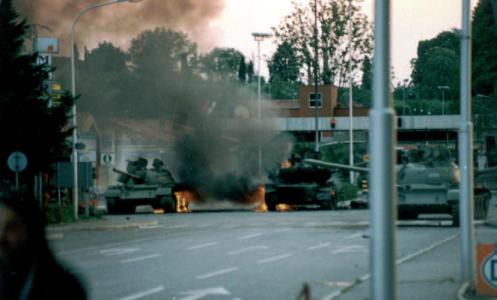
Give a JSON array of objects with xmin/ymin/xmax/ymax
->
[
  {"xmin": 178, "ymin": 287, "xmax": 231, "ymax": 300},
  {"xmin": 238, "ymin": 233, "xmax": 262, "ymax": 240},
  {"xmin": 307, "ymin": 242, "xmax": 332, "ymax": 251},
  {"xmin": 196, "ymin": 267, "xmax": 239, "ymax": 280},
  {"xmin": 120, "ymin": 254, "xmax": 161, "ymax": 264},
  {"xmin": 344, "ymin": 232, "xmax": 362, "ymax": 240},
  {"xmin": 319, "ymin": 233, "xmax": 459, "ymax": 300},
  {"xmin": 100, "ymin": 248, "xmax": 140, "ymax": 256},
  {"xmin": 169, "ymin": 224, "xmax": 188, "ymax": 229},
  {"xmin": 257, "ymin": 253, "xmax": 294, "ymax": 264},
  {"xmin": 139, "ymin": 224, "xmax": 163, "ymax": 229},
  {"xmin": 331, "ymin": 245, "xmax": 367, "ymax": 255},
  {"xmin": 228, "ymin": 245, "xmax": 269, "ymax": 255},
  {"xmin": 118, "ymin": 285, "xmax": 164, "ymax": 300},
  {"xmin": 273, "ymin": 228, "xmax": 292, "ymax": 233},
  {"xmin": 187, "ymin": 242, "xmax": 218, "ymax": 250}
]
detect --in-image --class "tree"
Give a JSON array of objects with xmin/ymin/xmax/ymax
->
[
  {"xmin": 360, "ymin": 55, "xmax": 372, "ymax": 90},
  {"xmin": 268, "ymin": 41, "xmax": 301, "ymax": 99},
  {"xmin": 78, "ymin": 42, "xmax": 130, "ymax": 118},
  {"xmin": 125, "ymin": 27, "xmax": 199, "ymax": 118},
  {"xmin": 410, "ymin": 30, "xmax": 460, "ymax": 100},
  {"xmin": 0, "ymin": 0, "xmax": 73, "ymax": 188},
  {"xmin": 247, "ymin": 60, "xmax": 255, "ymax": 83},
  {"xmin": 200, "ymin": 47, "xmax": 244, "ymax": 82},
  {"xmin": 238, "ymin": 54, "xmax": 247, "ymax": 83},
  {"xmin": 273, "ymin": 0, "xmax": 372, "ymax": 86},
  {"xmin": 472, "ymin": 0, "xmax": 497, "ymax": 96}
]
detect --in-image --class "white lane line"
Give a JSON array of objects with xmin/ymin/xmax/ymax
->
[
  {"xmin": 118, "ymin": 285, "xmax": 164, "ymax": 300},
  {"xmin": 187, "ymin": 242, "xmax": 218, "ymax": 250},
  {"xmin": 228, "ymin": 245, "xmax": 269, "ymax": 255},
  {"xmin": 238, "ymin": 233, "xmax": 262, "ymax": 240},
  {"xmin": 273, "ymin": 228, "xmax": 292, "ymax": 233},
  {"xmin": 139, "ymin": 224, "xmax": 163, "ymax": 229},
  {"xmin": 331, "ymin": 245, "xmax": 367, "ymax": 255},
  {"xmin": 344, "ymin": 232, "xmax": 362, "ymax": 240},
  {"xmin": 319, "ymin": 233, "xmax": 459, "ymax": 300},
  {"xmin": 196, "ymin": 267, "xmax": 239, "ymax": 280},
  {"xmin": 307, "ymin": 242, "xmax": 332, "ymax": 251},
  {"xmin": 120, "ymin": 254, "xmax": 161, "ymax": 264},
  {"xmin": 257, "ymin": 253, "xmax": 294, "ymax": 264},
  {"xmin": 100, "ymin": 248, "xmax": 140, "ymax": 256}
]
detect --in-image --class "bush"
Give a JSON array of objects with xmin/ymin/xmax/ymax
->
[
  {"xmin": 337, "ymin": 183, "xmax": 359, "ymax": 201},
  {"xmin": 45, "ymin": 203, "xmax": 75, "ymax": 224}
]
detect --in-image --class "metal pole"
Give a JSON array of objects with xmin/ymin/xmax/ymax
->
[
  {"xmin": 314, "ymin": 0, "xmax": 320, "ymax": 152},
  {"xmin": 69, "ymin": 0, "xmax": 131, "ymax": 220},
  {"xmin": 442, "ymin": 88, "xmax": 445, "ymax": 115},
  {"xmin": 369, "ymin": 0, "xmax": 396, "ymax": 299},
  {"xmin": 348, "ymin": 0, "xmax": 354, "ymax": 184},
  {"xmin": 459, "ymin": 0, "xmax": 476, "ymax": 284},
  {"xmin": 257, "ymin": 39, "xmax": 262, "ymax": 176}
]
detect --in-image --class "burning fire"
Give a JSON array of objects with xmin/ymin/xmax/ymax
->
[
  {"xmin": 276, "ymin": 203, "xmax": 294, "ymax": 212},
  {"xmin": 174, "ymin": 190, "xmax": 196, "ymax": 213},
  {"xmin": 251, "ymin": 185, "xmax": 268, "ymax": 212}
]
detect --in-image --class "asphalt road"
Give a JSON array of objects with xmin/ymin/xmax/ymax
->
[{"xmin": 48, "ymin": 207, "xmax": 487, "ymax": 300}]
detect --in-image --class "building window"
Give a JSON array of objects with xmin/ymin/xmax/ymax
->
[{"xmin": 309, "ymin": 92, "xmax": 322, "ymax": 108}]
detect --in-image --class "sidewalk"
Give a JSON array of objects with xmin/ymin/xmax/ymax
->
[
  {"xmin": 331, "ymin": 197, "xmax": 497, "ymax": 300},
  {"xmin": 46, "ymin": 215, "xmax": 159, "ymax": 233}
]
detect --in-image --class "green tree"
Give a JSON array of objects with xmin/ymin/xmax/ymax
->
[
  {"xmin": 360, "ymin": 55, "xmax": 372, "ymax": 90},
  {"xmin": 410, "ymin": 30, "xmax": 460, "ymax": 100},
  {"xmin": 472, "ymin": 0, "xmax": 497, "ymax": 96},
  {"xmin": 0, "ymin": 0, "xmax": 73, "ymax": 187},
  {"xmin": 125, "ymin": 27, "xmax": 199, "ymax": 118},
  {"xmin": 200, "ymin": 47, "xmax": 244, "ymax": 82},
  {"xmin": 238, "ymin": 54, "xmax": 247, "ymax": 83},
  {"xmin": 247, "ymin": 60, "xmax": 255, "ymax": 83},
  {"xmin": 273, "ymin": 0, "xmax": 372, "ymax": 86},
  {"xmin": 268, "ymin": 41, "xmax": 301, "ymax": 99},
  {"xmin": 78, "ymin": 42, "xmax": 130, "ymax": 118}
]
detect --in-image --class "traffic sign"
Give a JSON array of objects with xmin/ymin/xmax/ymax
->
[
  {"xmin": 7, "ymin": 151, "xmax": 28, "ymax": 172},
  {"xmin": 477, "ymin": 244, "xmax": 497, "ymax": 296},
  {"xmin": 101, "ymin": 153, "xmax": 114, "ymax": 165}
]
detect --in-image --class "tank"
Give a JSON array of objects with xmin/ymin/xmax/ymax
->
[
  {"xmin": 104, "ymin": 158, "xmax": 179, "ymax": 214},
  {"xmin": 395, "ymin": 145, "xmax": 491, "ymax": 225},
  {"xmin": 264, "ymin": 151, "xmax": 337, "ymax": 211}
]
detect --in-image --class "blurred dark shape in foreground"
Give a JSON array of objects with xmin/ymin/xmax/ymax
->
[{"xmin": 0, "ymin": 187, "xmax": 87, "ymax": 300}]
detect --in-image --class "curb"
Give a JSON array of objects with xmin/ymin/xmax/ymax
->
[
  {"xmin": 484, "ymin": 219, "xmax": 497, "ymax": 228},
  {"xmin": 46, "ymin": 220, "xmax": 159, "ymax": 233},
  {"xmin": 457, "ymin": 282, "xmax": 470, "ymax": 300}
]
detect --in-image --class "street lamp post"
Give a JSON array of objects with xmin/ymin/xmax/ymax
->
[
  {"xmin": 70, "ymin": 0, "xmax": 140, "ymax": 220},
  {"xmin": 252, "ymin": 32, "xmax": 272, "ymax": 177},
  {"xmin": 438, "ymin": 85, "xmax": 449, "ymax": 115}
]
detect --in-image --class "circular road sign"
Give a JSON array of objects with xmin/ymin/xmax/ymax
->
[
  {"xmin": 481, "ymin": 250, "xmax": 497, "ymax": 289},
  {"xmin": 7, "ymin": 151, "xmax": 28, "ymax": 172}
]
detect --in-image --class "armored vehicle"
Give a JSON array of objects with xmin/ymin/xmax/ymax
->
[
  {"xmin": 264, "ymin": 151, "xmax": 338, "ymax": 211},
  {"xmin": 305, "ymin": 145, "xmax": 492, "ymax": 226},
  {"xmin": 104, "ymin": 158, "xmax": 179, "ymax": 214},
  {"xmin": 396, "ymin": 145, "xmax": 491, "ymax": 225}
]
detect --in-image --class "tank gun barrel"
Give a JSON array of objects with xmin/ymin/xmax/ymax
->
[
  {"xmin": 112, "ymin": 168, "xmax": 141, "ymax": 180},
  {"xmin": 304, "ymin": 159, "xmax": 370, "ymax": 173}
]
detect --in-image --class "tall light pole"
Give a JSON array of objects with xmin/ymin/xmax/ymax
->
[
  {"xmin": 70, "ymin": 0, "xmax": 141, "ymax": 220},
  {"xmin": 252, "ymin": 32, "xmax": 272, "ymax": 177},
  {"xmin": 348, "ymin": 0, "xmax": 355, "ymax": 184},
  {"xmin": 438, "ymin": 85, "xmax": 449, "ymax": 115}
]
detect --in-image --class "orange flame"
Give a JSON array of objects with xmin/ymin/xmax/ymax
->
[
  {"xmin": 174, "ymin": 190, "xmax": 196, "ymax": 213},
  {"xmin": 251, "ymin": 185, "xmax": 268, "ymax": 212}
]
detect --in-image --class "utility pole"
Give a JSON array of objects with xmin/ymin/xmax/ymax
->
[
  {"xmin": 313, "ymin": 0, "xmax": 320, "ymax": 152},
  {"xmin": 369, "ymin": 0, "xmax": 397, "ymax": 299}
]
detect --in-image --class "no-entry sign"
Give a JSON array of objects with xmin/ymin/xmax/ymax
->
[{"xmin": 477, "ymin": 243, "xmax": 497, "ymax": 296}]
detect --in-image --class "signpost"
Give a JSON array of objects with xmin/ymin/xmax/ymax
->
[
  {"xmin": 7, "ymin": 151, "xmax": 28, "ymax": 191},
  {"xmin": 477, "ymin": 244, "xmax": 497, "ymax": 296}
]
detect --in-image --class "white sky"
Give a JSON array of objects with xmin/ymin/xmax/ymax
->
[{"xmin": 207, "ymin": 0, "xmax": 479, "ymax": 84}]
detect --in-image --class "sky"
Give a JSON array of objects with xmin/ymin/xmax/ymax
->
[
  {"xmin": 208, "ymin": 0, "xmax": 480, "ymax": 83},
  {"xmin": 18, "ymin": 0, "xmax": 480, "ymax": 84}
]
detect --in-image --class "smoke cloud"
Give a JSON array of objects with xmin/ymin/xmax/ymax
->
[{"xmin": 14, "ymin": 0, "xmax": 224, "ymax": 52}]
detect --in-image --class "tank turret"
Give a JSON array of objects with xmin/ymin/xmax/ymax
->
[
  {"xmin": 265, "ymin": 151, "xmax": 337, "ymax": 211},
  {"xmin": 104, "ymin": 157, "xmax": 179, "ymax": 214}
]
